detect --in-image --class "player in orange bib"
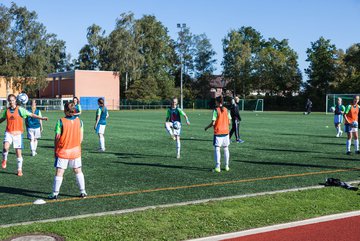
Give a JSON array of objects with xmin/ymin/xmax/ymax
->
[
  {"xmin": 48, "ymin": 102, "xmax": 86, "ymax": 199},
  {"xmin": 344, "ymin": 95, "xmax": 360, "ymax": 155},
  {"xmin": 205, "ymin": 96, "xmax": 232, "ymax": 172},
  {"xmin": 0, "ymin": 94, "xmax": 48, "ymax": 176}
]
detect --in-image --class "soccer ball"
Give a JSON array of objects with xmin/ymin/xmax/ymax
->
[
  {"xmin": 17, "ymin": 93, "xmax": 29, "ymax": 105},
  {"xmin": 329, "ymin": 106, "xmax": 335, "ymax": 113},
  {"xmin": 352, "ymin": 121, "xmax": 358, "ymax": 128},
  {"xmin": 173, "ymin": 121, "xmax": 181, "ymax": 130}
]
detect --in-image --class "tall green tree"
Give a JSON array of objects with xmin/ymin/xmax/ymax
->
[
  {"xmin": 338, "ymin": 43, "xmax": 360, "ymax": 92},
  {"xmin": 255, "ymin": 38, "xmax": 302, "ymax": 96},
  {"xmin": 222, "ymin": 27, "xmax": 262, "ymax": 98},
  {"xmin": 108, "ymin": 12, "xmax": 143, "ymax": 98},
  {"xmin": 304, "ymin": 37, "xmax": 340, "ymax": 96},
  {"xmin": 9, "ymin": 3, "xmax": 58, "ymax": 96},
  {"xmin": 126, "ymin": 15, "xmax": 176, "ymax": 101},
  {"xmin": 0, "ymin": 4, "xmax": 18, "ymax": 97},
  {"xmin": 78, "ymin": 24, "xmax": 106, "ymax": 70}
]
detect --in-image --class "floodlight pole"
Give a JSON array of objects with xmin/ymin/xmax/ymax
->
[{"xmin": 177, "ymin": 23, "xmax": 186, "ymax": 109}]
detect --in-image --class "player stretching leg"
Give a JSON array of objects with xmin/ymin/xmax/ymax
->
[
  {"xmin": 205, "ymin": 96, "xmax": 232, "ymax": 172},
  {"xmin": 344, "ymin": 95, "xmax": 359, "ymax": 155},
  {"xmin": 0, "ymin": 94, "xmax": 47, "ymax": 176},
  {"xmin": 164, "ymin": 97, "xmax": 190, "ymax": 159}
]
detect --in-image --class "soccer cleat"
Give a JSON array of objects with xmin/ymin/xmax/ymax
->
[
  {"xmin": 237, "ymin": 139, "xmax": 245, "ymax": 143},
  {"xmin": 336, "ymin": 134, "xmax": 340, "ymax": 138},
  {"xmin": 31, "ymin": 151, "xmax": 37, "ymax": 156},
  {"xmin": 17, "ymin": 170, "xmax": 23, "ymax": 176},
  {"xmin": 79, "ymin": 192, "xmax": 87, "ymax": 198},
  {"xmin": 48, "ymin": 193, "xmax": 58, "ymax": 200},
  {"xmin": 346, "ymin": 151, "xmax": 351, "ymax": 155},
  {"xmin": 214, "ymin": 167, "xmax": 221, "ymax": 173},
  {"xmin": 176, "ymin": 154, "xmax": 180, "ymax": 159},
  {"xmin": 225, "ymin": 166, "xmax": 230, "ymax": 171},
  {"xmin": 1, "ymin": 160, "xmax": 7, "ymax": 169},
  {"xmin": 171, "ymin": 135, "xmax": 176, "ymax": 141}
]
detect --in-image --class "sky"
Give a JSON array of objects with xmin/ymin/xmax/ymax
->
[{"xmin": 2, "ymin": 0, "xmax": 360, "ymax": 77}]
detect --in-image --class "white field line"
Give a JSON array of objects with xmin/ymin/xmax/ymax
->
[{"xmin": 2, "ymin": 182, "xmax": 359, "ymax": 229}]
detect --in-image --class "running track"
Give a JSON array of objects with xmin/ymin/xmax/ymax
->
[{"xmin": 191, "ymin": 211, "xmax": 360, "ymax": 241}]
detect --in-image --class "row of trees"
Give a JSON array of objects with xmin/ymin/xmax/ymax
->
[{"xmin": 1, "ymin": 3, "xmax": 360, "ymax": 109}]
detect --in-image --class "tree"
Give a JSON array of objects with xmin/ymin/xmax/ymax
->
[
  {"xmin": 222, "ymin": 27, "xmax": 262, "ymax": 98},
  {"xmin": 126, "ymin": 15, "xmax": 176, "ymax": 101},
  {"xmin": 78, "ymin": 24, "xmax": 106, "ymax": 70},
  {"xmin": 304, "ymin": 37, "xmax": 340, "ymax": 96},
  {"xmin": 107, "ymin": 12, "xmax": 143, "ymax": 97},
  {"xmin": 255, "ymin": 38, "xmax": 302, "ymax": 96},
  {"xmin": 338, "ymin": 43, "xmax": 360, "ymax": 92}
]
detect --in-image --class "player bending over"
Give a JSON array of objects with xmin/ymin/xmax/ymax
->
[
  {"xmin": 164, "ymin": 97, "xmax": 190, "ymax": 159},
  {"xmin": 344, "ymin": 95, "xmax": 359, "ymax": 155}
]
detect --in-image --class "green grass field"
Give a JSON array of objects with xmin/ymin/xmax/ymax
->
[{"xmin": 0, "ymin": 110, "xmax": 359, "ymax": 227}]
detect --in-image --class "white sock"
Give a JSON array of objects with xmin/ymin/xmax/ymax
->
[
  {"xmin": 214, "ymin": 146, "xmax": 221, "ymax": 168},
  {"xmin": 34, "ymin": 139, "xmax": 38, "ymax": 151},
  {"xmin": 355, "ymin": 139, "xmax": 359, "ymax": 151},
  {"xmin": 76, "ymin": 172, "xmax": 86, "ymax": 193},
  {"xmin": 17, "ymin": 157, "xmax": 23, "ymax": 170},
  {"xmin": 30, "ymin": 140, "xmax": 35, "ymax": 152},
  {"xmin": 224, "ymin": 146, "xmax": 230, "ymax": 167},
  {"xmin": 336, "ymin": 126, "xmax": 340, "ymax": 134},
  {"xmin": 347, "ymin": 140, "xmax": 351, "ymax": 152},
  {"xmin": 53, "ymin": 176, "xmax": 63, "ymax": 195},
  {"xmin": 2, "ymin": 151, "xmax": 8, "ymax": 161},
  {"xmin": 176, "ymin": 139, "xmax": 181, "ymax": 156},
  {"xmin": 99, "ymin": 135, "xmax": 105, "ymax": 150},
  {"xmin": 165, "ymin": 122, "xmax": 174, "ymax": 136}
]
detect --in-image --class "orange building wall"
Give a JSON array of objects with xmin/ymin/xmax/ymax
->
[
  {"xmin": 0, "ymin": 77, "xmax": 21, "ymax": 98},
  {"xmin": 74, "ymin": 70, "xmax": 120, "ymax": 110}
]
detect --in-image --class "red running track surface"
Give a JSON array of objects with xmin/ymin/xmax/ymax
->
[{"xmin": 223, "ymin": 216, "xmax": 360, "ymax": 241}]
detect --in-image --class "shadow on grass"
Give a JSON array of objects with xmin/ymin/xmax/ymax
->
[
  {"xmin": 279, "ymin": 133, "xmax": 333, "ymax": 138},
  {"xmin": 89, "ymin": 151, "xmax": 170, "ymax": 159},
  {"xmin": 315, "ymin": 142, "xmax": 344, "ymax": 146},
  {"xmin": 0, "ymin": 186, "xmax": 50, "ymax": 199},
  {"xmin": 181, "ymin": 138, "xmax": 211, "ymax": 142},
  {"xmin": 253, "ymin": 147, "xmax": 322, "ymax": 154},
  {"xmin": 234, "ymin": 159, "xmax": 354, "ymax": 170},
  {"xmin": 113, "ymin": 160, "xmax": 211, "ymax": 172}
]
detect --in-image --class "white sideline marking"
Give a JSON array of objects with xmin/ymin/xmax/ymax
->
[
  {"xmin": 188, "ymin": 210, "xmax": 360, "ymax": 241},
  {"xmin": 0, "ymin": 182, "xmax": 358, "ymax": 228}
]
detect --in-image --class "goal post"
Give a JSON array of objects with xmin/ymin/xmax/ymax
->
[
  {"xmin": 326, "ymin": 94, "xmax": 358, "ymax": 114},
  {"xmin": 238, "ymin": 99, "xmax": 264, "ymax": 112}
]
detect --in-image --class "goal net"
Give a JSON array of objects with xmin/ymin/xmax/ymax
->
[
  {"xmin": 326, "ymin": 94, "xmax": 358, "ymax": 114},
  {"xmin": 237, "ymin": 99, "xmax": 264, "ymax": 112}
]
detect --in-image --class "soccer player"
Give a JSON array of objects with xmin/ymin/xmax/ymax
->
[
  {"xmin": 164, "ymin": 97, "xmax": 190, "ymax": 159},
  {"xmin": 94, "ymin": 98, "xmax": 109, "ymax": 152},
  {"xmin": 0, "ymin": 94, "xmax": 48, "ymax": 176},
  {"xmin": 48, "ymin": 102, "xmax": 86, "ymax": 199},
  {"xmin": 26, "ymin": 100, "xmax": 43, "ymax": 156},
  {"xmin": 344, "ymin": 95, "xmax": 359, "ymax": 155},
  {"xmin": 229, "ymin": 96, "xmax": 244, "ymax": 143},
  {"xmin": 333, "ymin": 97, "xmax": 345, "ymax": 138},
  {"xmin": 73, "ymin": 96, "xmax": 82, "ymax": 118},
  {"xmin": 205, "ymin": 96, "xmax": 232, "ymax": 172}
]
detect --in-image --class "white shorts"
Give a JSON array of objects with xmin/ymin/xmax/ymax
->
[
  {"xmin": 213, "ymin": 134, "xmax": 230, "ymax": 147},
  {"xmin": 54, "ymin": 157, "xmax": 82, "ymax": 169},
  {"xmin": 3, "ymin": 132, "xmax": 23, "ymax": 149},
  {"xmin": 96, "ymin": 124, "xmax": 106, "ymax": 134},
  {"xmin": 27, "ymin": 128, "xmax": 41, "ymax": 139}
]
